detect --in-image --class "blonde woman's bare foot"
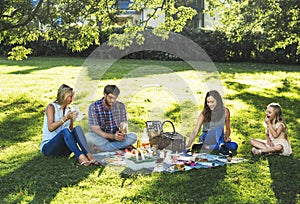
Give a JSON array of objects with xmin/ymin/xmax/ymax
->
[
  {"xmin": 78, "ymin": 154, "xmax": 91, "ymax": 166},
  {"xmin": 86, "ymin": 153, "xmax": 100, "ymax": 165}
]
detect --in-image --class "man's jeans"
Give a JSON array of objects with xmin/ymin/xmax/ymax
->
[{"xmin": 86, "ymin": 131, "xmax": 137, "ymax": 152}]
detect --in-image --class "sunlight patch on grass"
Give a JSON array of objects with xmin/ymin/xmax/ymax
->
[
  {"xmin": 222, "ymin": 72, "xmax": 300, "ymax": 99},
  {"xmin": 224, "ymin": 162, "xmax": 277, "ymax": 204},
  {"xmin": 0, "ymin": 141, "xmax": 39, "ymax": 176},
  {"xmin": 0, "ymin": 58, "xmax": 299, "ymax": 204},
  {"xmin": 76, "ymin": 69, "xmax": 209, "ymax": 135},
  {"xmin": 0, "ymin": 64, "xmax": 80, "ymax": 103},
  {"xmin": 4, "ymin": 189, "xmax": 34, "ymax": 204}
]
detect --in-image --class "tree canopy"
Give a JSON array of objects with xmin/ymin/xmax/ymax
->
[
  {"xmin": 1, "ymin": 0, "xmax": 299, "ymax": 62},
  {"xmin": 205, "ymin": 0, "xmax": 300, "ymax": 55},
  {"xmin": 0, "ymin": 0, "xmax": 197, "ymax": 59}
]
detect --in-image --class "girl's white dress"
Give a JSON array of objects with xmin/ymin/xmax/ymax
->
[
  {"xmin": 258, "ymin": 122, "xmax": 292, "ymax": 156},
  {"xmin": 270, "ymin": 122, "xmax": 292, "ymax": 156}
]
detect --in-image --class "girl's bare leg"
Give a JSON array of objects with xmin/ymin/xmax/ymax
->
[
  {"xmin": 260, "ymin": 144, "xmax": 283, "ymax": 154},
  {"xmin": 250, "ymin": 138, "xmax": 268, "ymax": 149}
]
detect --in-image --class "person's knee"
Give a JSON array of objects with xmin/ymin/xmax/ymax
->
[
  {"xmin": 274, "ymin": 144, "xmax": 283, "ymax": 151},
  {"xmin": 61, "ymin": 128, "xmax": 71, "ymax": 134},
  {"xmin": 126, "ymin": 132, "xmax": 137, "ymax": 142},
  {"xmin": 249, "ymin": 138, "xmax": 255, "ymax": 145},
  {"xmin": 72, "ymin": 126, "xmax": 84, "ymax": 135},
  {"xmin": 62, "ymin": 128, "xmax": 73, "ymax": 140},
  {"xmin": 88, "ymin": 143, "xmax": 103, "ymax": 153},
  {"xmin": 232, "ymin": 143, "xmax": 238, "ymax": 151},
  {"xmin": 226, "ymin": 142, "xmax": 238, "ymax": 151}
]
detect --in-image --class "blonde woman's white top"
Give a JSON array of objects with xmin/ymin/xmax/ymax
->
[{"xmin": 40, "ymin": 102, "xmax": 71, "ymax": 151}]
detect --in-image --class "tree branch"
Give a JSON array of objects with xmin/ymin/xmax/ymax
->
[
  {"xmin": 141, "ymin": 0, "xmax": 166, "ymax": 28},
  {"xmin": 0, "ymin": 0, "xmax": 44, "ymax": 32}
]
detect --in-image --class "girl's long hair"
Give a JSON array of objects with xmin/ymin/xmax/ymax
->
[
  {"xmin": 267, "ymin": 103, "xmax": 288, "ymax": 138},
  {"xmin": 203, "ymin": 90, "xmax": 225, "ymax": 122},
  {"xmin": 55, "ymin": 84, "xmax": 74, "ymax": 105}
]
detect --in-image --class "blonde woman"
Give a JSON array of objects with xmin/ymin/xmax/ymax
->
[
  {"xmin": 41, "ymin": 84, "xmax": 99, "ymax": 166},
  {"xmin": 250, "ymin": 103, "xmax": 292, "ymax": 156}
]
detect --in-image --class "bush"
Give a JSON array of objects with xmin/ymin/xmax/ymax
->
[
  {"xmin": 7, "ymin": 46, "xmax": 32, "ymax": 61},
  {"xmin": 1, "ymin": 28, "xmax": 299, "ymax": 64}
]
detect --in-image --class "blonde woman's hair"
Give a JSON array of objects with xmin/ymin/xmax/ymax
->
[
  {"xmin": 267, "ymin": 102, "xmax": 288, "ymax": 138},
  {"xmin": 55, "ymin": 84, "xmax": 74, "ymax": 105}
]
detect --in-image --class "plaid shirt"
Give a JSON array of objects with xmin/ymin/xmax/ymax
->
[{"xmin": 88, "ymin": 98, "xmax": 127, "ymax": 134}]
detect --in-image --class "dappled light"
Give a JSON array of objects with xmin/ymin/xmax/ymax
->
[{"xmin": 0, "ymin": 58, "xmax": 299, "ymax": 203}]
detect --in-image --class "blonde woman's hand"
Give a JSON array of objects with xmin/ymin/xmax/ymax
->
[{"xmin": 67, "ymin": 111, "xmax": 78, "ymax": 120}]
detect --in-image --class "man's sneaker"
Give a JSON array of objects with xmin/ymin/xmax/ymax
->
[{"xmin": 219, "ymin": 143, "xmax": 230, "ymax": 156}]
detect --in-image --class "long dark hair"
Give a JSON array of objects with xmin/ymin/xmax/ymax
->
[{"xmin": 203, "ymin": 90, "xmax": 225, "ymax": 122}]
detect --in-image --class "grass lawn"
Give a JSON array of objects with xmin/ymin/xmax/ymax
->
[{"xmin": 0, "ymin": 57, "xmax": 299, "ymax": 204}]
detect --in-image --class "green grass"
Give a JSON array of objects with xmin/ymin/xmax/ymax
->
[{"xmin": 0, "ymin": 57, "xmax": 299, "ymax": 204}]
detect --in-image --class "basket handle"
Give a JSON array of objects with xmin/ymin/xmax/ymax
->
[{"xmin": 161, "ymin": 120, "xmax": 176, "ymax": 134}]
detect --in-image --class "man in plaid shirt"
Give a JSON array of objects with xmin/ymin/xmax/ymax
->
[{"xmin": 86, "ymin": 85, "xmax": 137, "ymax": 152}]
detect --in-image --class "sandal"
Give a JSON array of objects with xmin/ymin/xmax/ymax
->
[
  {"xmin": 89, "ymin": 160, "xmax": 101, "ymax": 166},
  {"xmin": 79, "ymin": 161, "xmax": 91, "ymax": 166},
  {"xmin": 86, "ymin": 153, "xmax": 100, "ymax": 165},
  {"xmin": 251, "ymin": 148, "xmax": 262, "ymax": 155},
  {"xmin": 78, "ymin": 154, "xmax": 91, "ymax": 166}
]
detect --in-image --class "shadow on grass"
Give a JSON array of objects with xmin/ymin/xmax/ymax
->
[
  {"xmin": 85, "ymin": 60, "xmax": 300, "ymax": 81},
  {"xmin": 86, "ymin": 59, "xmax": 195, "ymax": 81},
  {"xmin": 267, "ymin": 155, "xmax": 300, "ymax": 204},
  {"xmin": 0, "ymin": 96, "xmax": 45, "ymax": 148},
  {"xmin": 0, "ymin": 57, "xmax": 84, "ymax": 75},
  {"xmin": 225, "ymin": 84, "xmax": 300, "ymax": 203},
  {"xmin": 225, "ymin": 78, "xmax": 300, "ymax": 143},
  {"xmin": 0, "ymin": 154, "xmax": 101, "ymax": 203},
  {"xmin": 230, "ymin": 91, "xmax": 300, "ymax": 138},
  {"xmin": 215, "ymin": 62, "xmax": 300, "ymax": 74},
  {"xmin": 120, "ymin": 167, "xmax": 228, "ymax": 203}
]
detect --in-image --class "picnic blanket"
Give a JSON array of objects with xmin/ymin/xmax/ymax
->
[{"xmin": 93, "ymin": 151, "xmax": 246, "ymax": 173}]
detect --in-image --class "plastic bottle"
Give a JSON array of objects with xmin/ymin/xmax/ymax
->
[{"xmin": 141, "ymin": 128, "xmax": 150, "ymax": 147}]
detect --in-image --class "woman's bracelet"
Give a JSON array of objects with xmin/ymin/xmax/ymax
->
[{"xmin": 61, "ymin": 118, "xmax": 65, "ymax": 123}]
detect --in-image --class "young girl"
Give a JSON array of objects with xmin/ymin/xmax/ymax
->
[
  {"xmin": 41, "ymin": 84, "xmax": 99, "ymax": 166},
  {"xmin": 250, "ymin": 103, "xmax": 292, "ymax": 156},
  {"xmin": 186, "ymin": 90, "xmax": 238, "ymax": 154}
]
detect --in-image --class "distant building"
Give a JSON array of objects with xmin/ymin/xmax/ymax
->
[
  {"xmin": 117, "ymin": 0, "xmax": 219, "ymax": 30},
  {"xmin": 117, "ymin": 0, "xmax": 140, "ymax": 25},
  {"xmin": 30, "ymin": 0, "xmax": 218, "ymax": 30}
]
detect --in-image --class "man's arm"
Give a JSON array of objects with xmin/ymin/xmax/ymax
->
[
  {"xmin": 90, "ymin": 125, "xmax": 115, "ymax": 140},
  {"xmin": 90, "ymin": 125, "xmax": 125, "ymax": 141},
  {"xmin": 224, "ymin": 107, "xmax": 231, "ymax": 142}
]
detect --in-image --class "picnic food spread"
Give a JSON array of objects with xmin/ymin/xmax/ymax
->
[
  {"xmin": 93, "ymin": 146, "xmax": 245, "ymax": 173},
  {"xmin": 125, "ymin": 148, "xmax": 156, "ymax": 170}
]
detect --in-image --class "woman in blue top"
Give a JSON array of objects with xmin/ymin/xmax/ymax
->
[
  {"xmin": 186, "ymin": 90, "xmax": 238, "ymax": 154},
  {"xmin": 41, "ymin": 84, "xmax": 98, "ymax": 166}
]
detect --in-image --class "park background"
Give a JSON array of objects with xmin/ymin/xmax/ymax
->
[{"xmin": 1, "ymin": 0, "xmax": 300, "ymax": 203}]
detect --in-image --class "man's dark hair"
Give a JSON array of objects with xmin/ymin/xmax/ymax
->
[{"xmin": 104, "ymin": 85, "xmax": 120, "ymax": 96}]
